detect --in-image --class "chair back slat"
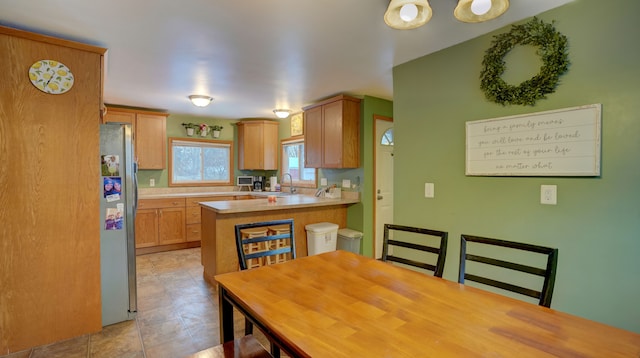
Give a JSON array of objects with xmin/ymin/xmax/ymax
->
[
  {"xmin": 382, "ymin": 224, "xmax": 448, "ymax": 277},
  {"xmin": 235, "ymin": 219, "xmax": 296, "ymax": 271},
  {"xmin": 459, "ymin": 234, "xmax": 558, "ymax": 307}
]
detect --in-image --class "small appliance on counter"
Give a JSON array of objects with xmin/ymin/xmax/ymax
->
[
  {"xmin": 253, "ymin": 176, "xmax": 266, "ymax": 191},
  {"xmin": 237, "ymin": 175, "xmax": 253, "ymax": 191}
]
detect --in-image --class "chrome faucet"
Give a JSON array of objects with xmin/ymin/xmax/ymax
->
[{"xmin": 282, "ymin": 173, "xmax": 296, "ymax": 194}]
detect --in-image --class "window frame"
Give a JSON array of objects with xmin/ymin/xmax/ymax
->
[
  {"xmin": 168, "ymin": 137, "xmax": 234, "ymax": 187},
  {"xmin": 279, "ymin": 135, "xmax": 317, "ymax": 189}
]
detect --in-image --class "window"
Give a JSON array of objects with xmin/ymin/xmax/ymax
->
[
  {"xmin": 169, "ymin": 137, "xmax": 233, "ymax": 186},
  {"xmin": 280, "ymin": 137, "xmax": 317, "ymax": 188},
  {"xmin": 381, "ymin": 128, "xmax": 394, "ymax": 146}
]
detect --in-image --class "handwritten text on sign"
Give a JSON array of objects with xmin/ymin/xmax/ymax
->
[{"xmin": 466, "ymin": 104, "xmax": 601, "ymax": 176}]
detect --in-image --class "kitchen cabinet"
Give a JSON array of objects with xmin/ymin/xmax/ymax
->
[
  {"xmin": 237, "ymin": 120, "xmax": 279, "ymax": 170},
  {"xmin": 303, "ymin": 95, "xmax": 361, "ymax": 168},
  {"xmin": 185, "ymin": 196, "xmax": 234, "ymax": 242},
  {"xmin": 135, "ymin": 198, "xmax": 186, "ymax": 249},
  {"xmin": 103, "ymin": 107, "xmax": 168, "ymax": 169}
]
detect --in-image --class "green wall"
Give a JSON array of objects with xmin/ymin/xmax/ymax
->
[
  {"xmin": 392, "ymin": 0, "xmax": 640, "ymax": 332},
  {"xmin": 137, "ymin": 114, "xmax": 238, "ymax": 188}
]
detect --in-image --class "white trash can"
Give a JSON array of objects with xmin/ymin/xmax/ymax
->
[
  {"xmin": 337, "ymin": 228, "xmax": 363, "ymax": 254},
  {"xmin": 305, "ymin": 222, "xmax": 339, "ymax": 255}
]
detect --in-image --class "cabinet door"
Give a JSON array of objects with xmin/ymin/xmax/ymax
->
[
  {"xmin": 186, "ymin": 223, "xmax": 201, "ymax": 242},
  {"xmin": 304, "ymin": 106, "xmax": 323, "ymax": 168},
  {"xmin": 158, "ymin": 207, "xmax": 186, "ymax": 245},
  {"xmin": 322, "ymin": 100, "xmax": 345, "ymax": 168},
  {"xmin": 262, "ymin": 122, "xmax": 279, "ymax": 170},
  {"xmin": 238, "ymin": 122, "xmax": 263, "ymax": 169},
  {"xmin": 238, "ymin": 121, "xmax": 279, "ymax": 170},
  {"xmin": 135, "ymin": 209, "xmax": 159, "ymax": 248},
  {"xmin": 136, "ymin": 114, "xmax": 167, "ymax": 169}
]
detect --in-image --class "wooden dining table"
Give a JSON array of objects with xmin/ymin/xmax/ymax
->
[{"xmin": 215, "ymin": 250, "xmax": 640, "ymax": 357}]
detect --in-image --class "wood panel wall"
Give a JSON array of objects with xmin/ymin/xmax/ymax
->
[{"xmin": 0, "ymin": 26, "xmax": 106, "ymax": 353}]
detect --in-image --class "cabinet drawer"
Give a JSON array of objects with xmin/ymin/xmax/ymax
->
[
  {"xmin": 186, "ymin": 196, "xmax": 234, "ymax": 207},
  {"xmin": 186, "ymin": 223, "xmax": 201, "ymax": 242},
  {"xmin": 186, "ymin": 206, "xmax": 201, "ymax": 224},
  {"xmin": 138, "ymin": 198, "xmax": 186, "ymax": 209}
]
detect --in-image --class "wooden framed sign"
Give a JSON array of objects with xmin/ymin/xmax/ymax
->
[{"xmin": 466, "ymin": 104, "xmax": 602, "ymax": 176}]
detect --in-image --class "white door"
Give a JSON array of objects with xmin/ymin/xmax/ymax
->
[{"xmin": 374, "ymin": 117, "xmax": 394, "ymax": 259}]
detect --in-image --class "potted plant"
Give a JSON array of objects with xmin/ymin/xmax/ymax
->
[
  {"xmin": 211, "ymin": 125, "xmax": 224, "ymax": 138},
  {"xmin": 181, "ymin": 122, "xmax": 197, "ymax": 136},
  {"xmin": 197, "ymin": 123, "xmax": 209, "ymax": 137}
]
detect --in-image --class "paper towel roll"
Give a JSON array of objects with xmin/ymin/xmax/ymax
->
[{"xmin": 270, "ymin": 176, "xmax": 277, "ymax": 192}]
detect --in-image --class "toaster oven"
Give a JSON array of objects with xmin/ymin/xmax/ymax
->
[{"xmin": 236, "ymin": 176, "xmax": 254, "ymax": 186}]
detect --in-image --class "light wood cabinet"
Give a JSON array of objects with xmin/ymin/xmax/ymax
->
[
  {"xmin": 237, "ymin": 120, "xmax": 279, "ymax": 170},
  {"xmin": 185, "ymin": 196, "xmax": 234, "ymax": 242},
  {"xmin": 103, "ymin": 107, "xmax": 168, "ymax": 169},
  {"xmin": 303, "ymin": 95, "xmax": 361, "ymax": 168},
  {"xmin": 135, "ymin": 198, "xmax": 186, "ymax": 249}
]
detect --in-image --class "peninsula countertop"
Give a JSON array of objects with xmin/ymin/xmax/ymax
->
[{"xmin": 199, "ymin": 194, "xmax": 359, "ymax": 214}]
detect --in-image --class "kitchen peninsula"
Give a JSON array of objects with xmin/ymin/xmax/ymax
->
[{"xmin": 199, "ymin": 193, "xmax": 359, "ymax": 283}]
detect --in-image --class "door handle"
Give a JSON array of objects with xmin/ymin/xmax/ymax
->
[{"xmin": 377, "ymin": 195, "xmax": 383, "ymax": 200}]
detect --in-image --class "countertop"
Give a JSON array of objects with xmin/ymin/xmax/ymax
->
[
  {"xmin": 199, "ymin": 194, "xmax": 359, "ymax": 214},
  {"xmin": 139, "ymin": 191, "xmax": 250, "ymax": 199}
]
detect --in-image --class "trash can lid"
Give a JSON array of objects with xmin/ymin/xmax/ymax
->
[
  {"xmin": 305, "ymin": 222, "xmax": 339, "ymax": 233},
  {"xmin": 338, "ymin": 228, "xmax": 363, "ymax": 238}
]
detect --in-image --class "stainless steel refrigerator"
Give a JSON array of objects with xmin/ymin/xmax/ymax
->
[{"xmin": 99, "ymin": 123, "xmax": 137, "ymax": 326}]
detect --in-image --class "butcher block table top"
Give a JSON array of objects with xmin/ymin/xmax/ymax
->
[{"xmin": 215, "ymin": 250, "xmax": 640, "ymax": 358}]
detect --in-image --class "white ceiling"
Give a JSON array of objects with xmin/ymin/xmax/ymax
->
[{"xmin": 1, "ymin": 0, "xmax": 574, "ymax": 119}]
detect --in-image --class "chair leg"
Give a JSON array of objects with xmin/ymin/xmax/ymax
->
[
  {"xmin": 271, "ymin": 342, "xmax": 280, "ymax": 358},
  {"xmin": 244, "ymin": 317, "xmax": 253, "ymax": 336}
]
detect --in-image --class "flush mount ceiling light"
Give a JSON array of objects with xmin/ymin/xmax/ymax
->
[
  {"xmin": 454, "ymin": 0, "xmax": 509, "ymax": 23},
  {"xmin": 273, "ymin": 109, "xmax": 292, "ymax": 119},
  {"xmin": 384, "ymin": 0, "xmax": 432, "ymax": 30},
  {"xmin": 188, "ymin": 95, "xmax": 213, "ymax": 107},
  {"xmin": 384, "ymin": 0, "xmax": 509, "ymax": 30}
]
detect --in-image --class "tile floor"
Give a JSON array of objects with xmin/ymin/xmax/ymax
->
[{"xmin": 2, "ymin": 248, "xmax": 271, "ymax": 358}]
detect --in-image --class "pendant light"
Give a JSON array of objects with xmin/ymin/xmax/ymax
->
[
  {"xmin": 384, "ymin": 0, "xmax": 433, "ymax": 30},
  {"xmin": 454, "ymin": 0, "xmax": 510, "ymax": 23}
]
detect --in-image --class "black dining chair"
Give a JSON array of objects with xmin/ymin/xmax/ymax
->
[
  {"xmin": 458, "ymin": 234, "xmax": 558, "ymax": 307},
  {"xmin": 234, "ymin": 219, "xmax": 296, "ymax": 358},
  {"xmin": 382, "ymin": 224, "xmax": 448, "ymax": 277}
]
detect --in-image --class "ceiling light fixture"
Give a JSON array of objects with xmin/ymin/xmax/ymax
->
[
  {"xmin": 189, "ymin": 95, "xmax": 213, "ymax": 107},
  {"xmin": 384, "ymin": 0, "xmax": 509, "ymax": 30},
  {"xmin": 273, "ymin": 109, "xmax": 292, "ymax": 119},
  {"xmin": 384, "ymin": 0, "xmax": 432, "ymax": 30},
  {"xmin": 454, "ymin": 0, "xmax": 510, "ymax": 23}
]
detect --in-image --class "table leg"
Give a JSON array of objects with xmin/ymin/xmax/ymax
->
[{"xmin": 218, "ymin": 286, "xmax": 234, "ymax": 343}]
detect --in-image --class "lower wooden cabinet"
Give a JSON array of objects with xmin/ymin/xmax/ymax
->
[
  {"xmin": 185, "ymin": 196, "xmax": 234, "ymax": 242},
  {"xmin": 135, "ymin": 198, "xmax": 186, "ymax": 250},
  {"xmin": 136, "ymin": 195, "xmax": 237, "ymax": 254}
]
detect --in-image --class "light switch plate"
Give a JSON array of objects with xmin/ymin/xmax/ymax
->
[
  {"xmin": 320, "ymin": 178, "xmax": 327, "ymax": 186},
  {"xmin": 541, "ymin": 185, "xmax": 557, "ymax": 205},
  {"xmin": 342, "ymin": 179, "xmax": 351, "ymax": 188},
  {"xmin": 424, "ymin": 183, "xmax": 434, "ymax": 198}
]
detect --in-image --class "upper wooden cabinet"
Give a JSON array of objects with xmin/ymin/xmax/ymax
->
[
  {"xmin": 104, "ymin": 107, "xmax": 168, "ymax": 169},
  {"xmin": 303, "ymin": 95, "xmax": 361, "ymax": 168},
  {"xmin": 237, "ymin": 120, "xmax": 279, "ymax": 170}
]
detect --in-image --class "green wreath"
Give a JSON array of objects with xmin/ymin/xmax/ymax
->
[{"xmin": 480, "ymin": 17, "xmax": 570, "ymax": 106}]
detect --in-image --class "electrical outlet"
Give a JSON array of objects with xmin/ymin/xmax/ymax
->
[
  {"xmin": 342, "ymin": 179, "xmax": 351, "ymax": 188},
  {"xmin": 540, "ymin": 185, "xmax": 557, "ymax": 205},
  {"xmin": 424, "ymin": 183, "xmax": 434, "ymax": 198},
  {"xmin": 150, "ymin": 178, "xmax": 155, "ymax": 187},
  {"xmin": 320, "ymin": 178, "xmax": 327, "ymax": 186}
]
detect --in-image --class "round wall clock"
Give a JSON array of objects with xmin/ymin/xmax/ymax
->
[{"xmin": 28, "ymin": 59, "xmax": 75, "ymax": 94}]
